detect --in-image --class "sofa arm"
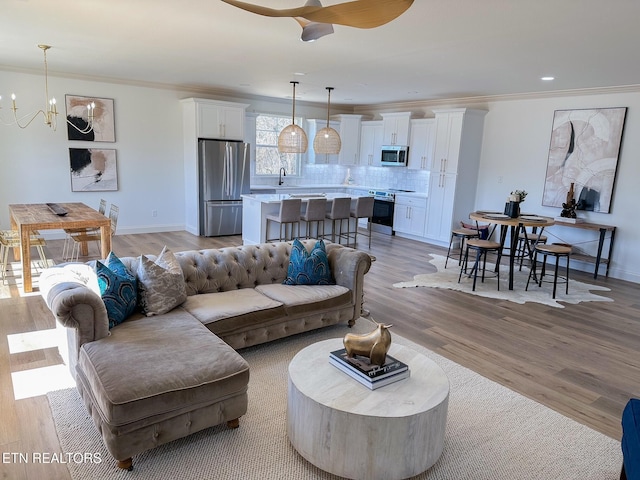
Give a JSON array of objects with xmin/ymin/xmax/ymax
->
[
  {"xmin": 326, "ymin": 245, "xmax": 372, "ymax": 316},
  {"xmin": 40, "ymin": 265, "xmax": 110, "ymax": 376}
]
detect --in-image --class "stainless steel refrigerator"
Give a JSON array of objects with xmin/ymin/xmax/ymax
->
[{"xmin": 198, "ymin": 139, "xmax": 250, "ymax": 236}]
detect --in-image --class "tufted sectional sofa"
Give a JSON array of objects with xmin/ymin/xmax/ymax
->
[{"xmin": 40, "ymin": 240, "xmax": 372, "ymax": 470}]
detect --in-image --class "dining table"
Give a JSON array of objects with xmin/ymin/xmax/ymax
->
[
  {"xmin": 469, "ymin": 211, "xmax": 555, "ymax": 290},
  {"xmin": 8, "ymin": 202, "xmax": 111, "ymax": 293}
]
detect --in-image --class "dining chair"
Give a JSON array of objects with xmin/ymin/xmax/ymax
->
[
  {"xmin": 62, "ymin": 199, "xmax": 107, "ymax": 261},
  {"xmin": 458, "ymin": 238, "xmax": 503, "ymax": 291},
  {"xmin": 445, "ymin": 227, "xmax": 479, "ymax": 268},
  {"xmin": 69, "ymin": 204, "xmax": 118, "ymax": 261},
  {"xmin": 516, "ymin": 228, "xmax": 548, "ymax": 270},
  {"xmin": 0, "ymin": 229, "xmax": 50, "ymax": 285},
  {"xmin": 525, "ymin": 243, "xmax": 572, "ymax": 299}
]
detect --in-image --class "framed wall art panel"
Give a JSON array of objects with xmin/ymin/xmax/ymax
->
[
  {"xmin": 69, "ymin": 148, "xmax": 118, "ymax": 192},
  {"xmin": 542, "ymin": 107, "xmax": 626, "ymax": 213},
  {"xmin": 66, "ymin": 95, "xmax": 115, "ymax": 142}
]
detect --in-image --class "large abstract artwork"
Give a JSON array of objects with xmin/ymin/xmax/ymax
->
[
  {"xmin": 65, "ymin": 95, "xmax": 115, "ymax": 142},
  {"xmin": 69, "ymin": 148, "xmax": 118, "ymax": 192},
  {"xmin": 542, "ymin": 107, "xmax": 626, "ymax": 213}
]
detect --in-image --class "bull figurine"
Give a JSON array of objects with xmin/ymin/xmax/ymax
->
[{"xmin": 343, "ymin": 322, "xmax": 393, "ymax": 367}]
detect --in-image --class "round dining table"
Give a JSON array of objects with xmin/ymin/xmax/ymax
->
[{"xmin": 469, "ymin": 211, "xmax": 555, "ymax": 290}]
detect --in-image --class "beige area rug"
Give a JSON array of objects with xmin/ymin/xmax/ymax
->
[
  {"xmin": 47, "ymin": 318, "xmax": 621, "ymax": 480},
  {"xmin": 393, "ymin": 254, "xmax": 613, "ymax": 309}
]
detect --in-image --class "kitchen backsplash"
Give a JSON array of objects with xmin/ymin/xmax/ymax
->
[{"xmin": 251, "ymin": 164, "xmax": 430, "ymax": 193}]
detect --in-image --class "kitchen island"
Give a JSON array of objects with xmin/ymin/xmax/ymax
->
[{"xmin": 242, "ymin": 193, "xmax": 370, "ymax": 245}]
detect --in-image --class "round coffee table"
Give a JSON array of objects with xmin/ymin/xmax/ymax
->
[{"xmin": 287, "ymin": 338, "xmax": 449, "ymax": 480}]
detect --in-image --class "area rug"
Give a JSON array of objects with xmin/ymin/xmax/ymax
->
[
  {"xmin": 393, "ymin": 254, "xmax": 613, "ymax": 308},
  {"xmin": 47, "ymin": 318, "xmax": 621, "ymax": 480}
]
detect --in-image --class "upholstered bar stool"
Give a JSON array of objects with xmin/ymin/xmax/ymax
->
[
  {"xmin": 300, "ymin": 198, "xmax": 327, "ymax": 239},
  {"xmin": 348, "ymin": 196, "xmax": 375, "ymax": 248},
  {"xmin": 526, "ymin": 243, "xmax": 572, "ymax": 299},
  {"xmin": 458, "ymin": 238, "xmax": 502, "ymax": 291},
  {"xmin": 324, "ymin": 197, "xmax": 351, "ymax": 244},
  {"xmin": 445, "ymin": 228, "xmax": 480, "ymax": 268},
  {"xmin": 266, "ymin": 198, "xmax": 302, "ymax": 242}
]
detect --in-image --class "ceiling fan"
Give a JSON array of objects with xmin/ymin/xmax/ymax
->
[{"xmin": 221, "ymin": 0, "xmax": 414, "ymax": 41}]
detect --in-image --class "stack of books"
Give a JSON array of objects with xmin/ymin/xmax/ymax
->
[{"xmin": 329, "ymin": 348, "xmax": 410, "ymax": 390}]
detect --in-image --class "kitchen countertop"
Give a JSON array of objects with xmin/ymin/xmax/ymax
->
[{"xmin": 250, "ymin": 184, "xmax": 427, "ymax": 198}]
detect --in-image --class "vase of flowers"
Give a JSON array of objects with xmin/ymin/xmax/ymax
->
[{"xmin": 505, "ymin": 190, "xmax": 527, "ymax": 218}]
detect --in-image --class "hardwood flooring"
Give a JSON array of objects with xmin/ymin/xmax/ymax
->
[{"xmin": 1, "ymin": 230, "xmax": 639, "ymax": 479}]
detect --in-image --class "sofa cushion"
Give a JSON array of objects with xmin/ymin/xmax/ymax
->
[
  {"xmin": 76, "ymin": 309, "xmax": 249, "ymax": 428},
  {"xmin": 95, "ymin": 253, "xmax": 137, "ymax": 329},
  {"xmin": 255, "ymin": 283, "xmax": 352, "ymax": 317},
  {"xmin": 182, "ymin": 289, "xmax": 286, "ymax": 335},
  {"xmin": 283, "ymin": 239, "xmax": 335, "ymax": 286},
  {"xmin": 136, "ymin": 246, "xmax": 187, "ymax": 316}
]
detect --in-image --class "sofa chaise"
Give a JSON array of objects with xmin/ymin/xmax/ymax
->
[{"xmin": 40, "ymin": 240, "xmax": 371, "ymax": 470}]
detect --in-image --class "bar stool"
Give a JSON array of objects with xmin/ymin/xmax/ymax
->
[
  {"xmin": 445, "ymin": 228, "xmax": 480, "ymax": 268},
  {"xmin": 458, "ymin": 238, "xmax": 502, "ymax": 291},
  {"xmin": 516, "ymin": 230, "xmax": 548, "ymax": 270},
  {"xmin": 347, "ymin": 196, "xmax": 374, "ymax": 248},
  {"xmin": 324, "ymin": 197, "xmax": 351, "ymax": 244},
  {"xmin": 526, "ymin": 243, "xmax": 572, "ymax": 299},
  {"xmin": 299, "ymin": 198, "xmax": 327, "ymax": 240},
  {"xmin": 266, "ymin": 198, "xmax": 302, "ymax": 242}
]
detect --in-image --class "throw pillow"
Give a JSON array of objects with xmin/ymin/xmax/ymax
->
[
  {"xmin": 136, "ymin": 246, "xmax": 187, "ymax": 316},
  {"xmin": 283, "ymin": 239, "xmax": 335, "ymax": 286},
  {"xmin": 95, "ymin": 252, "xmax": 137, "ymax": 329}
]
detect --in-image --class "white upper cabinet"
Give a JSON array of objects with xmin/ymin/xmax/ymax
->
[
  {"xmin": 307, "ymin": 119, "xmax": 340, "ymax": 164},
  {"xmin": 332, "ymin": 114, "xmax": 362, "ymax": 165},
  {"xmin": 359, "ymin": 120, "xmax": 383, "ymax": 166},
  {"xmin": 381, "ymin": 112, "xmax": 412, "ymax": 145},
  {"xmin": 432, "ymin": 110, "xmax": 465, "ymax": 174},
  {"xmin": 188, "ymin": 98, "xmax": 249, "ymax": 141},
  {"xmin": 408, "ymin": 119, "xmax": 436, "ymax": 170}
]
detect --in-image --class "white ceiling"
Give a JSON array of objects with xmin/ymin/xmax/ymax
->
[{"xmin": 2, "ymin": 0, "xmax": 639, "ymax": 107}]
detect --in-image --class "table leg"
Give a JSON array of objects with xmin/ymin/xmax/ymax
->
[
  {"xmin": 508, "ymin": 225, "xmax": 522, "ymax": 290},
  {"xmin": 20, "ymin": 226, "xmax": 33, "ymax": 293},
  {"xmin": 593, "ymin": 228, "xmax": 606, "ymax": 279},
  {"xmin": 100, "ymin": 225, "xmax": 111, "ymax": 259},
  {"xmin": 10, "ymin": 214, "xmax": 21, "ymax": 261}
]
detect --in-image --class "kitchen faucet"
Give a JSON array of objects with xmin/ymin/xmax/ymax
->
[{"xmin": 278, "ymin": 167, "xmax": 286, "ymax": 185}]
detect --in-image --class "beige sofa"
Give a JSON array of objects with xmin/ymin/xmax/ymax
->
[{"xmin": 40, "ymin": 240, "xmax": 371, "ymax": 470}]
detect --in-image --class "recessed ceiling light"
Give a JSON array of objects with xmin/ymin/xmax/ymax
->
[
  {"xmin": 541, "ymin": 76, "xmax": 555, "ymax": 81},
  {"xmin": 293, "ymin": 72, "xmax": 306, "ymax": 76}
]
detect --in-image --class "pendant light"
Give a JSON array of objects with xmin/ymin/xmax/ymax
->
[
  {"xmin": 313, "ymin": 87, "xmax": 342, "ymax": 155},
  {"xmin": 278, "ymin": 81, "xmax": 308, "ymax": 153}
]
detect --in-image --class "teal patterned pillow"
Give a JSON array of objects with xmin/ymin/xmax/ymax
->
[
  {"xmin": 96, "ymin": 252, "xmax": 137, "ymax": 329},
  {"xmin": 283, "ymin": 239, "xmax": 335, "ymax": 285}
]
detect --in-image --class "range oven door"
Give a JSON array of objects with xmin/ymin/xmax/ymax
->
[{"xmin": 371, "ymin": 198, "xmax": 394, "ymax": 234}]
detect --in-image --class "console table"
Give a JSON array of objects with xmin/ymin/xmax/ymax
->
[{"xmin": 552, "ymin": 220, "xmax": 616, "ymax": 278}]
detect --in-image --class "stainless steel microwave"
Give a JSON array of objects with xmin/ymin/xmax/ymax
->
[{"xmin": 381, "ymin": 145, "xmax": 408, "ymax": 166}]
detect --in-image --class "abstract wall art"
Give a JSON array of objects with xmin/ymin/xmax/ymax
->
[
  {"xmin": 542, "ymin": 107, "xmax": 627, "ymax": 213},
  {"xmin": 69, "ymin": 148, "xmax": 118, "ymax": 192},
  {"xmin": 65, "ymin": 95, "xmax": 115, "ymax": 142}
]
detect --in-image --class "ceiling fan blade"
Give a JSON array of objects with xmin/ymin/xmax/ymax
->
[{"xmin": 221, "ymin": 0, "xmax": 415, "ymax": 29}]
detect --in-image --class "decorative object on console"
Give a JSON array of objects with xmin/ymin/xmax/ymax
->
[
  {"xmin": 69, "ymin": 148, "xmax": 118, "ymax": 192},
  {"xmin": 278, "ymin": 81, "xmax": 308, "ymax": 154},
  {"xmin": 542, "ymin": 107, "xmax": 627, "ymax": 213},
  {"xmin": 560, "ymin": 182, "xmax": 578, "ymax": 219},
  {"xmin": 343, "ymin": 321, "xmax": 393, "ymax": 366},
  {"xmin": 66, "ymin": 94, "xmax": 115, "ymax": 142},
  {"xmin": 313, "ymin": 87, "xmax": 341, "ymax": 154},
  {"xmin": 220, "ymin": 0, "xmax": 415, "ymax": 33}
]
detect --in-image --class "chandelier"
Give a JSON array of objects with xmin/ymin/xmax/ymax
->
[{"xmin": 0, "ymin": 45, "xmax": 94, "ymax": 134}]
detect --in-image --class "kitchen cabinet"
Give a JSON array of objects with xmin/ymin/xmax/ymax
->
[
  {"xmin": 381, "ymin": 112, "xmax": 412, "ymax": 146},
  {"xmin": 359, "ymin": 120, "xmax": 383, "ymax": 166},
  {"xmin": 393, "ymin": 195, "xmax": 427, "ymax": 237},
  {"xmin": 183, "ymin": 98, "xmax": 249, "ymax": 141},
  {"xmin": 424, "ymin": 108, "xmax": 487, "ymax": 245},
  {"xmin": 332, "ymin": 114, "xmax": 362, "ymax": 165},
  {"xmin": 306, "ymin": 119, "xmax": 340, "ymax": 164},
  {"xmin": 408, "ymin": 119, "xmax": 436, "ymax": 170}
]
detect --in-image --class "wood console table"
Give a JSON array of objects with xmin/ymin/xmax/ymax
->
[{"xmin": 551, "ymin": 220, "xmax": 616, "ymax": 278}]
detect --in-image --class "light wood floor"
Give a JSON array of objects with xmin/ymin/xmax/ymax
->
[{"xmin": 1, "ymin": 230, "xmax": 639, "ymax": 479}]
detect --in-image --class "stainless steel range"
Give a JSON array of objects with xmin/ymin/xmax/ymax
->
[{"xmin": 368, "ymin": 189, "xmax": 415, "ymax": 235}]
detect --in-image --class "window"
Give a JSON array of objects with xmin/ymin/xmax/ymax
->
[{"xmin": 255, "ymin": 114, "xmax": 302, "ymax": 176}]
